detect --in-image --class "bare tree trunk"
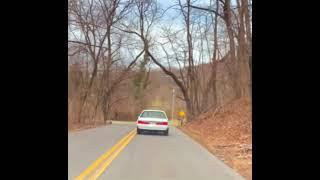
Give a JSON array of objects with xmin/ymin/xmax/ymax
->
[
  {"xmin": 185, "ymin": 96, "xmax": 195, "ymax": 121},
  {"xmin": 211, "ymin": 0, "xmax": 219, "ymax": 108},
  {"xmin": 243, "ymin": 0, "xmax": 252, "ymax": 98},
  {"xmin": 243, "ymin": 0, "xmax": 251, "ymax": 52},
  {"xmin": 237, "ymin": 0, "xmax": 251, "ymax": 98},
  {"xmin": 101, "ymin": 92, "xmax": 110, "ymax": 124},
  {"xmin": 78, "ymin": 63, "xmax": 97, "ymax": 123},
  {"xmin": 202, "ymin": 0, "xmax": 219, "ymax": 110},
  {"xmin": 186, "ymin": 0, "xmax": 198, "ymax": 118},
  {"xmin": 224, "ymin": 0, "xmax": 241, "ymax": 99}
]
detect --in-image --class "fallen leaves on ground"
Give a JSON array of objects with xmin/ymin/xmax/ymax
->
[
  {"xmin": 69, "ymin": 121, "xmax": 107, "ymax": 132},
  {"xmin": 181, "ymin": 97, "xmax": 252, "ymax": 180}
]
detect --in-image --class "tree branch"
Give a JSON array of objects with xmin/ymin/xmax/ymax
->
[
  {"xmin": 113, "ymin": 26, "xmax": 142, "ymax": 38},
  {"xmin": 110, "ymin": 96, "xmax": 129, "ymax": 107},
  {"xmin": 68, "ymin": 40, "xmax": 109, "ymax": 49},
  {"xmin": 188, "ymin": 5, "xmax": 224, "ymax": 19},
  {"xmin": 147, "ymin": 49, "xmax": 188, "ymax": 102}
]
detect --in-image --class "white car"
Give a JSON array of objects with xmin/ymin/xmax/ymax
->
[{"xmin": 136, "ymin": 109, "xmax": 169, "ymax": 136}]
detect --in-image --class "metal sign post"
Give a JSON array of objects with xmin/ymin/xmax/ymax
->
[{"xmin": 171, "ymin": 88, "xmax": 175, "ymax": 121}]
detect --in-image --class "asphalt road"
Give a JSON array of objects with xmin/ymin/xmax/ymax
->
[{"xmin": 68, "ymin": 123, "xmax": 245, "ymax": 180}]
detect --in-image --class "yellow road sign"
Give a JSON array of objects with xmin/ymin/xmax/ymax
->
[{"xmin": 178, "ymin": 110, "xmax": 185, "ymax": 118}]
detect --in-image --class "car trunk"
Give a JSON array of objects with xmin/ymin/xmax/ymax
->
[{"xmin": 138, "ymin": 117, "xmax": 167, "ymax": 123}]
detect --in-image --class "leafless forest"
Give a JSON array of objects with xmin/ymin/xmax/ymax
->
[{"xmin": 68, "ymin": 0, "xmax": 252, "ymax": 129}]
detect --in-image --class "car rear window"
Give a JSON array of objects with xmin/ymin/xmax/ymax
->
[{"xmin": 140, "ymin": 111, "xmax": 166, "ymax": 119}]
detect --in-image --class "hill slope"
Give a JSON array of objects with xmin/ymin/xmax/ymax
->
[{"xmin": 181, "ymin": 97, "xmax": 252, "ymax": 179}]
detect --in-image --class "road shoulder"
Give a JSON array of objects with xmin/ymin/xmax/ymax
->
[{"xmin": 179, "ymin": 126, "xmax": 251, "ymax": 180}]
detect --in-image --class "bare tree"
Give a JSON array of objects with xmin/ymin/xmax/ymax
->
[
  {"xmin": 69, "ymin": 0, "xmax": 108, "ymax": 123},
  {"xmin": 146, "ymin": 0, "xmax": 198, "ymax": 120},
  {"xmin": 68, "ymin": 0, "xmax": 143, "ymax": 124},
  {"xmin": 188, "ymin": 0, "xmax": 252, "ymax": 100}
]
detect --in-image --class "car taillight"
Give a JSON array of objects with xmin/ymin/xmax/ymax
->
[
  {"xmin": 137, "ymin": 120, "xmax": 149, "ymax": 124},
  {"xmin": 156, "ymin": 122, "xmax": 168, "ymax": 125}
]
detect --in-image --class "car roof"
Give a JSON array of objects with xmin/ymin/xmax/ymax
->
[{"xmin": 142, "ymin": 109, "xmax": 166, "ymax": 113}]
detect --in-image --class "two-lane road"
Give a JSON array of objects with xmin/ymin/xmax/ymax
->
[{"xmin": 68, "ymin": 123, "xmax": 245, "ymax": 180}]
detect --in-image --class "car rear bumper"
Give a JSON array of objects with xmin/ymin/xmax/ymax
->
[{"xmin": 137, "ymin": 124, "xmax": 169, "ymax": 131}]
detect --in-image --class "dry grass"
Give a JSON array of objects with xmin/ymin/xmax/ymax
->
[
  {"xmin": 180, "ymin": 97, "xmax": 252, "ymax": 180},
  {"xmin": 68, "ymin": 97, "xmax": 106, "ymax": 132},
  {"xmin": 69, "ymin": 122, "xmax": 106, "ymax": 132}
]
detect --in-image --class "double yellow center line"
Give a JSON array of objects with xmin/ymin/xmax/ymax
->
[{"xmin": 75, "ymin": 129, "xmax": 137, "ymax": 180}]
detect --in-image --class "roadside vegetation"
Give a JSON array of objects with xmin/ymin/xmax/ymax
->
[{"xmin": 68, "ymin": 0, "xmax": 252, "ymax": 178}]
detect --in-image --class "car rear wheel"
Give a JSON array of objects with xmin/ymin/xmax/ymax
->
[
  {"xmin": 164, "ymin": 129, "xmax": 169, "ymax": 136},
  {"xmin": 137, "ymin": 128, "xmax": 141, "ymax": 135}
]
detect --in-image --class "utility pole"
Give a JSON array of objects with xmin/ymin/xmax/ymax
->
[{"xmin": 171, "ymin": 88, "xmax": 175, "ymax": 121}]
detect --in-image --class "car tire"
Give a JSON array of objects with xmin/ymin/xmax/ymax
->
[
  {"xmin": 164, "ymin": 129, "xmax": 169, "ymax": 136},
  {"xmin": 137, "ymin": 128, "xmax": 142, "ymax": 135}
]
